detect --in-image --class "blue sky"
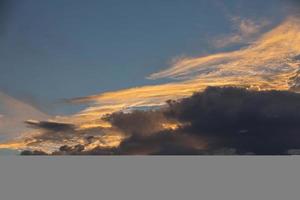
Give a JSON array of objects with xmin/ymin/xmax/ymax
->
[{"xmin": 0, "ymin": 0, "xmax": 289, "ymax": 115}]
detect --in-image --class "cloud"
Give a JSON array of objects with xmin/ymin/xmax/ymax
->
[
  {"xmin": 20, "ymin": 87, "xmax": 300, "ymax": 155},
  {"xmin": 25, "ymin": 120, "xmax": 75, "ymax": 132},
  {"xmin": 23, "ymin": 133, "xmax": 207, "ymax": 155},
  {"xmin": 213, "ymin": 17, "xmax": 270, "ymax": 48},
  {"xmin": 116, "ymin": 133, "xmax": 206, "ymax": 155},
  {"xmin": 7, "ymin": 120, "xmax": 124, "ymax": 153},
  {"xmin": 20, "ymin": 150, "xmax": 48, "ymax": 156},
  {"xmin": 111, "ymin": 87, "xmax": 300, "ymax": 155},
  {"xmin": 164, "ymin": 87, "xmax": 300, "ymax": 154},
  {"xmin": 106, "ymin": 110, "xmax": 171, "ymax": 137},
  {"xmin": 148, "ymin": 17, "xmax": 300, "ymax": 80},
  {"xmin": 0, "ymin": 91, "xmax": 48, "ymax": 138}
]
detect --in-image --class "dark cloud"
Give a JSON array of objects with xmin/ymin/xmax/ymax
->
[
  {"xmin": 25, "ymin": 120, "xmax": 75, "ymax": 132},
  {"xmin": 20, "ymin": 150, "xmax": 48, "ymax": 156},
  {"xmin": 23, "ymin": 120, "xmax": 77, "ymax": 144},
  {"xmin": 21, "ymin": 87, "xmax": 300, "ymax": 155},
  {"xmin": 51, "ymin": 144, "xmax": 85, "ymax": 155},
  {"xmin": 165, "ymin": 87, "xmax": 300, "ymax": 154},
  {"xmin": 116, "ymin": 133, "xmax": 205, "ymax": 155},
  {"xmin": 21, "ymin": 122, "xmax": 112, "ymax": 153},
  {"xmin": 24, "ymin": 133, "xmax": 206, "ymax": 155},
  {"xmin": 106, "ymin": 110, "xmax": 169, "ymax": 137}
]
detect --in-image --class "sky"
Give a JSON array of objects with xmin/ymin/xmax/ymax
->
[
  {"xmin": 0, "ymin": 0, "xmax": 288, "ymax": 108},
  {"xmin": 0, "ymin": 0, "xmax": 300, "ymax": 155}
]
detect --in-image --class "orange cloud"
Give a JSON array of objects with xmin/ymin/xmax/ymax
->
[
  {"xmin": 149, "ymin": 17, "xmax": 300, "ymax": 80},
  {"xmin": 213, "ymin": 17, "xmax": 270, "ymax": 48}
]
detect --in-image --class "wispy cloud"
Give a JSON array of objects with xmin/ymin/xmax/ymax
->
[
  {"xmin": 213, "ymin": 17, "xmax": 270, "ymax": 48},
  {"xmin": 0, "ymin": 92, "xmax": 48, "ymax": 135},
  {"xmin": 149, "ymin": 17, "xmax": 300, "ymax": 81}
]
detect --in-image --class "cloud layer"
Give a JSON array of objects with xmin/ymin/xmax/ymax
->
[
  {"xmin": 149, "ymin": 17, "xmax": 300, "ymax": 80},
  {"xmin": 20, "ymin": 87, "xmax": 300, "ymax": 155}
]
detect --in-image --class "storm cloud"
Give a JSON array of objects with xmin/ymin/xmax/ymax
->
[
  {"xmin": 22, "ymin": 87, "xmax": 300, "ymax": 155},
  {"xmin": 164, "ymin": 87, "xmax": 300, "ymax": 155}
]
